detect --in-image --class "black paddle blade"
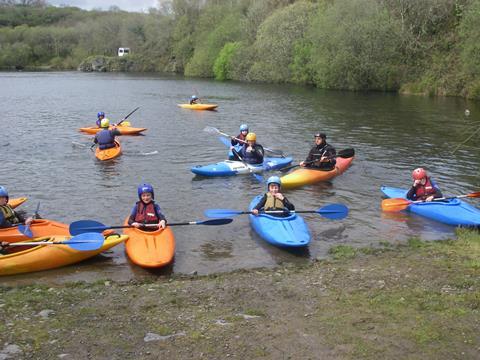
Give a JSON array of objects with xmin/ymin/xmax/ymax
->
[
  {"xmin": 202, "ymin": 218, "xmax": 233, "ymax": 225},
  {"xmin": 337, "ymin": 148, "xmax": 355, "ymax": 158}
]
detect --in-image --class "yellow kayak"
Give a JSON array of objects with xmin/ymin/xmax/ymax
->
[
  {"xmin": 8, "ymin": 197, "xmax": 27, "ymax": 209},
  {"xmin": 178, "ymin": 103, "xmax": 218, "ymax": 111},
  {"xmin": 0, "ymin": 234, "xmax": 127, "ymax": 276},
  {"xmin": 0, "ymin": 219, "xmax": 69, "ymax": 242}
]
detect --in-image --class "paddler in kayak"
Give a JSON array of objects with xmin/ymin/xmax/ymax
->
[
  {"xmin": 239, "ymin": 132, "xmax": 264, "ymax": 165},
  {"xmin": 406, "ymin": 168, "xmax": 443, "ymax": 202},
  {"xmin": 0, "ymin": 186, "xmax": 33, "ymax": 228},
  {"xmin": 96, "ymin": 111, "xmax": 106, "ymax": 127},
  {"xmin": 300, "ymin": 133, "xmax": 336, "ymax": 170},
  {"xmin": 231, "ymin": 124, "xmax": 249, "ymax": 146},
  {"xmin": 93, "ymin": 118, "xmax": 121, "ymax": 150},
  {"xmin": 189, "ymin": 95, "xmax": 199, "ymax": 105},
  {"xmin": 252, "ymin": 176, "xmax": 295, "ymax": 217},
  {"xmin": 128, "ymin": 183, "xmax": 167, "ymax": 231}
]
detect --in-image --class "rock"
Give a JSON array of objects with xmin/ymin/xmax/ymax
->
[
  {"xmin": 38, "ymin": 310, "xmax": 55, "ymax": 319},
  {"xmin": 238, "ymin": 313, "xmax": 260, "ymax": 320},
  {"xmin": 0, "ymin": 344, "xmax": 22, "ymax": 360},
  {"xmin": 58, "ymin": 354, "xmax": 70, "ymax": 359},
  {"xmin": 214, "ymin": 319, "xmax": 231, "ymax": 326},
  {"xmin": 144, "ymin": 332, "xmax": 186, "ymax": 342}
]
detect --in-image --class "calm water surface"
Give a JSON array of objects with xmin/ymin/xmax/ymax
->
[{"xmin": 1, "ymin": 72, "xmax": 479, "ymax": 284}]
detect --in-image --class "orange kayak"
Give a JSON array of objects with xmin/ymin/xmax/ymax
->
[
  {"xmin": 0, "ymin": 219, "xmax": 69, "ymax": 242},
  {"xmin": 95, "ymin": 140, "xmax": 121, "ymax": 161},
  {"xmin": 122, "ymin": 218, "xmax": 175, "ymax": 268},
  {"xmin": 178, "ymin": 103, "xmax": 218, "ymax": 111},
  {"xmin": 8, "ymin": 197, "xmax": 27, "ymax": 209},
  {"xmin": 280, "ymin": 156, "xmax": 354, "ymax": 189},
  {"xmin": 0, "ymin": 234, "xmax": 127, "ymax": 276},
  {"xmin": 79, "ymin": 126, "xmax": 146, "ymax": 135}
]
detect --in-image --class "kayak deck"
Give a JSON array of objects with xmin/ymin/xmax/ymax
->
[
  {"xmin": 381, "ymin": 186, "xmax": 480, "ymax": 227},
  {"xmin": 95, "ymin": 141, "xmax": 122, "ymax": 161},
  {"xmin": 191, "ymin": 157, "xmax": 293, "ymax": 177},
  {"xmin": 0, "ymin": 219, "xmax": 69, "ymax": 242},
  {"xmin": 0, "ymin": 234, "xmax": 127, "ymax": 276},
  {"xmin": 123, "ymin": 219, "xmax": 175, "ymax": 268},
  {"xmin": 248, "ymin": 195, "xmax": 311, "ymax": 247},
  {"xmin": 79, "ymin": 126, "xmax": 146, "ymax": 135},
  {"xmin": 178, "ymin": 103, "xmax": 218, "ymax": 111}
]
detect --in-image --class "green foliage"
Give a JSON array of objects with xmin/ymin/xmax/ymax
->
[
  {"xmin": 309, "ymin": 0, "xmax": 404, "ymax": 91},
  {"xmin": 213, "ymin": 41, "xmax": 240, "ymax": 80},
  {"xmin": 248, "ymin": 1, "xmax": 316, "ymax": 83}
]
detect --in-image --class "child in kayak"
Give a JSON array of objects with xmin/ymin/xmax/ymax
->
[
  {"xmin": 128, "ymin": 183, "xmax": 167, "ymax": 231},
  {"xmin": 0, "ymin": 186, "xmax": 33, "ymax": 228},
  {"xmin": 231, "ymin": 124, "xmax": 249, "ymax": 146},
  {"xmin": 96, "ymin": 111, "xmax": 105, "ymax": 127},
  {"xmin": 252, "ymin": 176, "xmax": 295, "ymax": 217},
  {"xmin": 93, "ymin": 118, "xmax": 121, "ymax": 150},
  {"xmin": 300, "ymin": 133, "xmax": 336, "ymax": 170},
  {"xmin": 239, "ymin": 132, "xmax": 264, "ymax": 165},
  {"xmin": 189, "ymin": 95, "xmax": 199, "ymax": 105},
  {"xmin": 406, "ymin": 168, "xmax": 443, "ymax": 202}
]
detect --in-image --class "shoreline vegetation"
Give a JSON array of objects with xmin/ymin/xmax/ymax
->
[
  {"xmin": 2, "ymin": 0, "xmax": 480, "ymax": 98},
  {"xmin": 0, "ymin": 229, "xmax": 479, "ymax": 358}
]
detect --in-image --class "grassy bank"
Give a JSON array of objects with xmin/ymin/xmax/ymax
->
[{"xmin": 0, "ymin": 230, "xmax": 479, "ymax": 359}]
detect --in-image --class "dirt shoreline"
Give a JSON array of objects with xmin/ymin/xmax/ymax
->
[{"xmin": 1, "ymin": 231, "xmax": 479, "ymax": 359}]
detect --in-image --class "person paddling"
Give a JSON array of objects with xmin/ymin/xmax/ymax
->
[
  {"xmin": 96, "ymin": 112, "xmax": 106, "ymax": 128},
  {"xmin": 189, "ymin": 95, "xmax": 199, "ymax": 105},
  {"xmin": 239, "ymin": 132, "xmax": 264, "ymax": 165},
  {"xmin": 93, "ymin": 118, "xmax": 121, "ymax": 150},
  {"xmin": 231, "ymin": 124, "xmax": 249, "ymax": 147},
  {"xmin": 0, "ymin": 186, "xmax": 33, "ymax": 229},
  {"xmin": 406, "ymin": 168, "xmax": 443, "ymax": 202},
  {"xmin": 128, "ymin": 184, "xmax": 167, "ymax": 231},
  {"xmin": 252, "ymin": 176, "xmax": 295, "ymax": 217},
  {"xmin": 300, "ymin": 133, "xmax": 336, "ymax": 170}
]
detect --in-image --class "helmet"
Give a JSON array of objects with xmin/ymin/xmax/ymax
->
[
  {"xmin": 240, "ymin": 124, "xmax": 249, "ymax": 132},
  {"xmin": 412, "ymin": 168, "xmax": 427, "ymax": 180},
  {"xmin": 246, "ymin": 132, "xmax": 256, "ymax": 141},
  {"xmin": 137, "ymin": 183, "xmax": 154, "ymax": 199},
  {"xmin": 191, "ymin": 95, "xmax": 199, "ymax": 100},
  {"xmin": 267, "ymin": 176, "xmax": 281, "ymax": 188},
  {"xmin": 0, "ymin": 186, "xmax": 8, "ymax": 201},
  {"xmin": 97, "ymin": 111, "xmax": 105, "ymax": 118},
  {"xmin": 314, "ymin": 133, "xmax": 326, "ymax": 139},
  {"xmin": 100, "ymin": 118, "xmax": 110, "ymax": 128}
]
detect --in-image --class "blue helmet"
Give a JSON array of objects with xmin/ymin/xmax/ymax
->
[
  {"xmin": 191, "ymin": 95, "xmax": 199, "ymax": 100},
  {"xmin": 97, "ymin": 111, "xmax": 105, "ymax": 118},
  {"xmin": 240, "ymin": 124, "xmax": 249, "ymax": 132},
  {"xmin": 137, "ymin": 183, "xmax": 154, "ymax": 199},
  {"xmin": 267, "ymin": 176, "xmax": 281, "ymax": 189},
  {"xmin": 0, "ymin": 186, "xmax": 9, "ymax": 200}
]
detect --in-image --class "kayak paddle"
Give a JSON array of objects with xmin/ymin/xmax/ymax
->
[
  {"xmin": 5, "ymin": 232, "xmax": 105, "ymax": 251},
  {"xmin": 204, "ymin": 203, "xmax": 349, "ymax": 220},
  {"xmin": 381, "ymin": 191, "xmax": 480, "ymax": 212},
  {"xmin": 116, "ymin": 106, "xmax": 140, "ymax": 127},
  {"xmin": 204, "ymin": 126, "xmax": 284, "ymax": 157},
  {"xmin": 17, "ymin": 201, "xmax": 41, "ymax": 238},
  {"xmin": 69, "ymin": 218, "xmax": 233, "ymax": 235},
  {"xmin": 230, "ymin": 148, "xmax": 265, "ymax": 183},
  {"xmin": 280, "ymin": 148, "xmax": 355, "ymax": 173}
]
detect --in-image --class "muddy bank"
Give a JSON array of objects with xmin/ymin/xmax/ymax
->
[{"xmin": 1, "ymin": 231, "xmax": 479, "ymax": 359}]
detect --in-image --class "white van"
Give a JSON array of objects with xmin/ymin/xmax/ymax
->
[{"xmin": 118, "ymin": 48, "xmax": 130, "ymax": 57}]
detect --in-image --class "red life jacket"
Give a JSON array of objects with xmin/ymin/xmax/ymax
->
[
  {"xmin": 133, "ymin": 201, "xmax": 159, "ymax": 224},
  {"xmin": 415, "ymin": 177, "xmax": 437, "ymax": 200}
]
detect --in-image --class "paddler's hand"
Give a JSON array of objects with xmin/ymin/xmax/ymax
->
[
  {"xmin": 132, "ymin": 222, "xmax": 142, "ymax": 228},
  {"xmin": 159, "ymin": 220, "xmax": 166, "ymax": 229},
  {"xmin": 320, "ymin": 156, "xmax": 328, "ymax": 162},
  {"xmin": 25, "ymin": 217, "xmax": 33, "ymax": 226},
  {"xmin": 300, "ymin": 161, "xmax": 305, "ymax": 167},
  {"xmin": 252, "ymin": 209, "xmax": 259, "ymax": 216},
  {"xmin": 413, "ymin": 180, "xmax": 422, "ymax": 187},
  {"xmin": 274, "ymin": 193, "xmax": 285, "ymax": 201},
  {"xmin": 425, "ymin": 196, "xmax": 434, "ymax": 202},
  {"xmin": 247, "ymin": 146, "xmax": 253, "ymax": 152}
]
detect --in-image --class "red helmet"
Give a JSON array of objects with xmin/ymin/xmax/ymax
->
[{"xmin": 412, "ymin": 168, "xmax": 427, "ymax": 180}]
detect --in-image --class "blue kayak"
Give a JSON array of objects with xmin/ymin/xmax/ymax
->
[
  {"xmin": 248, "ymin": 195, "xmax": 311, "ymax": 247},
  {"xmin": 381, "ymin": 186, "xmax": 480, "ymax": 227},
  {"xmin": 191, "ymin": 156, "xmax": 292, "ymax": 177}
]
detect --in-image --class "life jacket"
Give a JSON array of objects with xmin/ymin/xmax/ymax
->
[
  {"xmin": 0, "ymin": 205, "xmax": 20, "ymax": 225},
  {"xmin": 264, "ymin": 193, "xmax": 285, "ymax": 211},
  {"xmin": 241, "ymin": 144, "xmax": 263, "ymax": 165},
  {"xmin": 414, "ymin": 177, "xmax": 437, "ymax": 200},
  {"xmin": 133, "ymin": 201, "xmax": 160, "ymax": 224},
  {"xmin": 96, "ymin": 129, "xmax": 116, "ymax": 150}
]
